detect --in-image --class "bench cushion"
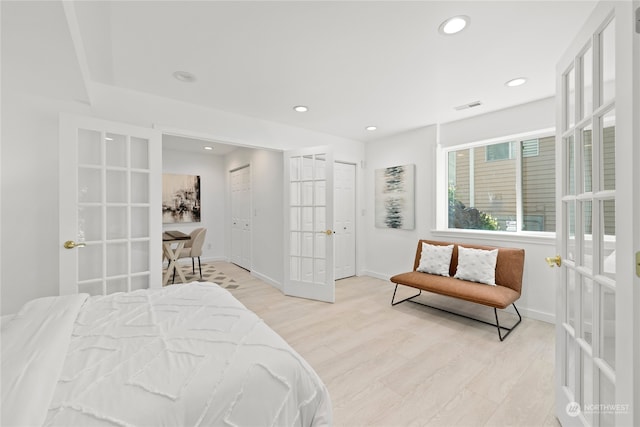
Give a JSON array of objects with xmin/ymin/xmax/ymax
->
[{"xmin": 390, "ymin": 271, "xmax": 520, "ymax": 309}]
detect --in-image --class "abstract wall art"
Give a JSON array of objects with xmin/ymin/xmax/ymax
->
[
  {"xmin": 162, "ymin": 174, "xmax": 201, "ymax": 223},
  {"xmin": 374, "ymin": 164, "xmax": 415, "ymax": 230}
]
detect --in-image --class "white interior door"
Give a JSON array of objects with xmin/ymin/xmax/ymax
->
[
  {"xmin": 554, "ymin": 2, "xmax": 638, "ymax": 426},
  {"xmin": 230, "ymin": 165, "xmax": 251, "ymax": 270},
  {"xmin": 59, "ymin": 114, "xmax": 162, "ymax": 296},
  {"xmin": 334, "ymin": 161, "xmax": 356, "ymax": 280},
  {"xmin": 284, "ymin": 147, "xmax": 335, "ymax": 303}
]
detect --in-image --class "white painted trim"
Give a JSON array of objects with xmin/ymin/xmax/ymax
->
[{"xmin": 251, "ymin": 270, "xmax": 282, "ymax": 291}]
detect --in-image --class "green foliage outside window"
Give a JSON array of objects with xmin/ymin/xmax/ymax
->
[{"xmin": 448, "ymin": 186, "xmax": 499, "ymax": 230}]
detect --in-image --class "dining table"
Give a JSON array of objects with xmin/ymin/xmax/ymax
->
[{"xmin": 162, "ymin": 230, "xmax": 191, "ymax": 285}]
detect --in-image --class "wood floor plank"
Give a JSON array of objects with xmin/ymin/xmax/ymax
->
[{"xmin": 211, "ymin": 262, "xmax": 558, "ymax": 427}]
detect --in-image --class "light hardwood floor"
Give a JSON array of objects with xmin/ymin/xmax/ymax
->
[{"xmin": 216, "ymin": 262, "xmax": 560, "ymax": 427}]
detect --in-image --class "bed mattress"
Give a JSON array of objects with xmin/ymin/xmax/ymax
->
[{"xmin": 1, "ymin": 282, "xmax": 331, "ymax": 426}]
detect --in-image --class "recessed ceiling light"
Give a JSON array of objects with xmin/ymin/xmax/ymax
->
[
  {"xmin": 439, "ymin": 15, "xmax": 469, "ymax": 35},
  {"xmin": 173, "ymin": 71, "xmax": 197, "ymax": 83},
  {"xmin": 204, "ymin": 146, "xmax": 213, "ymax": 150},
  {"xmin": 505, "ymin": 77, "xmax": 528, "ymax": 87},
  {"xmin": 293, "ymin": 105, "xmax": 309, "ymax": 113},
  {"xmin": 365, "ymin": 126, "xmax": 377, "ymax": 131}
]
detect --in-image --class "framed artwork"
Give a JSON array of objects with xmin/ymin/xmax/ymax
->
[
  {"xmin": 374, "ymin": 164, "xmax": 415, "ymax": 230},
  {"xmin": 162, "ymin": 174, "xmax": 201, "ymax": 223}
]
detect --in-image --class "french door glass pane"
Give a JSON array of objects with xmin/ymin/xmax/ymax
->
[
  {"xmin": 600, "ymin": 285, "xmax": 615, "ymax": 369},
  {"xmin": 565, "ymin": 332, "xmax": 576, "ymax": 391},
  {"xmin": 601, "ymin": 109, "xmax": 616, "ymax": 191},
  {"xmin": 106, "ymin": 206, "xmax": 127, "ymax": 240},
  {"xmin": 567, "ymin": 270, "xmax": 576, "ymax": 328},
  {"xmin": 107, "ymin": 170, "xmax": 127, "ymax": 203},
  {"xmin": 130, "ymin": 137, "xmax": 149, "ymax": 169},
  {"xmin": 131, "ymin": 207, "xmax": 149, "ymax": 238},
  {"xmin": 131, "ymin": 172, "xmax": 149, "ymax": 203},
  {"xmin": 600, "ymin": 19, "xmax": 615, "ymax": 107},
  {"xmin": 581, "ymin": 45, "xmax": 593, "ymax": 118},
  {"xmin": 107, "ymin": 278, "xmax": 128, "ymax": 294},
  {"xmin": 79, "ymin": 168, "xmax": 102, "ymax": 203},
  {"xmin": 582, "ymin": 123, "xmax": 593, "ymax": 193},
  {"xmin": 78, "ymin": 205, "xmax": 101, "ymax": 241},
  {"xmin": 601, "ymin": 200, "xmax": 615, "ymax": 279},
  {"xmin": 106, "ymin": 133, "xmax": 127, "ymax": 167},
  {"xmin": 582, "ymin": 200, "xmax": 593, "ymax": 269},
  {"xmin": 290, "ymin": 182, "xmax": 300, "ymax": 205},
  {"xmin": 581, "ymin": 277, "xmax": 593, "ymax": 345},
  {"xmin": 567, "ymin": 135, "xmax": 575, "ymax": 195},
  {"xmin": 79, "ymin": 244, "xmax": 102, "ymax": 281},
  {"xmin": 131, "ymin": 241, "xmax": 149, "ymax": 273},
  {"xmin": 131, "ymin": 275, "xmax": 149, "ymax": 291},
  {"xmin": 106, "ymin": 242, "xmax": 128, "ymax": 276},
  {"xmin": 567, "ymin": 200, "xmax": 576, "ymax": 261},
  {"xmin": 566, "ymin": 66, "xmax": 576, "ymax": 129}
]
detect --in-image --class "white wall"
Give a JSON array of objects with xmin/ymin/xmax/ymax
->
[
  {"xmin": 0, "ymin": 80, "xmax": 364, "ymax": 315},
  {"xmin": 364, "ymin": 98, "xmax": 558, "ymax": 323},
  {"xmin": 224, "ymin": 147, "xmax": 284, "ymax": 288},
  {"xmin": 162, "ymin": 146, "xmax": 226, "ymax": 262},
  {"xmin": 364, "ymin": 125, "xmax": 440, "ymax": 276}
]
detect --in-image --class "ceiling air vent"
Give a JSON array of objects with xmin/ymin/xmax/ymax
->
[{"xmin": 454, "ymin": 101, "xmax": 482, "ymax": 111}]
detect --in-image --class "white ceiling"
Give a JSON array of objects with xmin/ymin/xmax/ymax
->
[{"xmin": 4, "ymin": 0, "xmax": 599, "ymax": 147}]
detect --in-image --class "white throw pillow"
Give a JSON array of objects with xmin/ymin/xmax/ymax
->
[
  {"xmin": 417, "ymin": 243, "xmax": 454, "ymax": 277},
  {"xmin": 454, "ymin": 246, "xmax": 499, "ymax": 286}
]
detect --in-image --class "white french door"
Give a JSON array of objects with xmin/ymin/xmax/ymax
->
[
  {"xmin": 59, "ymin": 114, "xmax": 162, "ymax": 296},
  {"xmin": 555, "ymin": 2, "xmax": 638, "ymax": 426},
  {"xmin": 284, "ymin": 147, "xmax": 335, "ymax": 303}
]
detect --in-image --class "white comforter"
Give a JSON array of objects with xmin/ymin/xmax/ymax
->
[{"xmin": 1, "ymin": 283, "xmax": 331, "ymax": 427}]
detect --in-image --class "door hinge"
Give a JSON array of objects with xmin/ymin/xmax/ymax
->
[
  {"xmin": 636, "ymin": 7, "xmax": 640, "ymax": 34},
  {"xmin": 636, "ymin": 251, "xmax": 640, "ymax": 277}
]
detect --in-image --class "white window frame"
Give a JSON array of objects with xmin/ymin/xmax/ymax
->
[{"xmin": 436, "ymin": 127, "xmax": 556, "ymax": 240}]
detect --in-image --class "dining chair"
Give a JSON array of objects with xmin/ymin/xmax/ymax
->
[{"xmin": 173, "ymin": 227, "xmax": 207, "ymax": 282}]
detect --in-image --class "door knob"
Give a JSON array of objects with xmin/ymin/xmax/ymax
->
[
  {"xmin": 325, "ymin": 230, "xmax": 335, "ymax": 235},
  {"xmin": 63, "ymin": 240, "xmax": 86, "ymax": 249},
  {"xmin": 545, "ymin": 255, "xmax": 561, "ymax": 267}
]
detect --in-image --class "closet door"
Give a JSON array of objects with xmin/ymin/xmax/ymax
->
[{"xmin": 230, "ymin": 165, "xmax": 251, "ymax": 270}]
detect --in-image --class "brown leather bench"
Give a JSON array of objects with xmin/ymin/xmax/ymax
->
[{"xmin": 390, "ymin": 239, "xmax": 525, "ymax": 341}]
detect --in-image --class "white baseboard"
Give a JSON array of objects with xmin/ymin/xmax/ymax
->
[
  {"xmin": 361, "ymin": 270, "xmax": 391, "ymax": 281},
  {"xmin": 251, "ymin": 270, "xmax": 282, "ymax": 291}
]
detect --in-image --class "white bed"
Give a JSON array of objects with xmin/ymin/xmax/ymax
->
[{"xmin": 1, "ymin": 282, "xmax": 331, "ymax": 427}]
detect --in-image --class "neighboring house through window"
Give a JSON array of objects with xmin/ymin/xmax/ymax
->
[{"xmin": 445, "ymin": 127, "xmax": 615, "ymax": 234}]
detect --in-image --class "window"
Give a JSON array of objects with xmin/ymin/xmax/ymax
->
[
  {"xmin": 485, "ymin": 141, "xmax": 516, "ymax": 161},
  {"xmin": 447, "ymin": 134, "xmax": 556, "ymax": 232}
]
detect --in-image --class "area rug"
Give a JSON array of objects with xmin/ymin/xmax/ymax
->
[{"xmin": 163, "ymin": 263, "xmax": 239, "ymax": 289}]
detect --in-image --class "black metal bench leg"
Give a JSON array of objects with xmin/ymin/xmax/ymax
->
[
  {"xmin": 390, "ymin": 284, "xmax": 421, "ymax": 306},
  {"xmin": 494, "ymin": 303, "xmax": 522, "ymax": 341}
]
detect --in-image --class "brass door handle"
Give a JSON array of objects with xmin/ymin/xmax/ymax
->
[
  {"xmin": 325, "ymin": 230, "xmax": 335, "ymax": 235},
  {"xmin": 545, "ymin": 255, "xmax": 561, "ymax": 267},
  {"xmin": 64, "ymin": 240, "xmax": 86, "ymax": 249}
]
